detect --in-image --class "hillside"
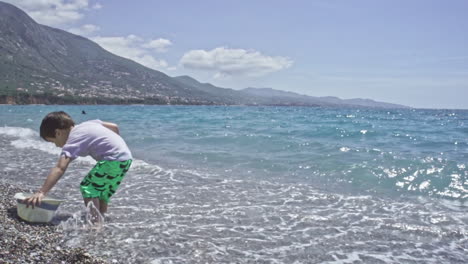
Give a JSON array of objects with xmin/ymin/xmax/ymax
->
[
  {"xmin": 0, "ymin": 1, "xmax": 223, "ymax": 105},
  {"xmin": 0, "ymin": 1, "xmax": 408, "ymax": 108}
]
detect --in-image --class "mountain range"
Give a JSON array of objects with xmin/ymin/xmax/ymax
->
[{"xmin": 0, "ymin": 1, "xmax": 408, "ymax": 108}]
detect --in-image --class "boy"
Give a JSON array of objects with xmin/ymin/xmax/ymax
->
[{"xmin": 25, "ymin": 111, "xmax": 132, "ymax": 221}]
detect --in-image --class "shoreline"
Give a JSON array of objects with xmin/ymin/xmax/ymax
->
[{"xmin": 0, "ymin": 181, "xmax": 108, "ymax": 264}]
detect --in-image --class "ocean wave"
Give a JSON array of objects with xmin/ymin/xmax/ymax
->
[
  {"xmin": 0, "ymin": 126, "xmax": 37, "ymax": 138},
  {"xmin": 0, "ymin": 126, "xmax": 169, "ymax": 171}
]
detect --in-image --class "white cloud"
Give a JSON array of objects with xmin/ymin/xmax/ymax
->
[
  {"xmin": 91, "ymin": 35, "xmax": 173, "ymax": 71},
  {"xmin": 142, "ymin": 38, "xmax": 173, "ymax": 53},
  {"xmin": 4, "ymin": 0, "xmax": 174, "ymax": 71},
  {"xmin": 180, "ymin": 47, "xmax": 293, "ymax": 78},
  {"xmin": 3, "ymin": 0, "xmax": 97, "ymax": 26},
  {"xmin": 68, "ymin": 24, "xmax": 100, "ymax": 36},
  {"xmin": 92, "ymin": 3, "xmax": 102, "ymax": 10}
]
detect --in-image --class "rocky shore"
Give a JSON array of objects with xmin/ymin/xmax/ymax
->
[{"xmin": 0, "ymin": 182, "xmax": 108, "ymax": 264}]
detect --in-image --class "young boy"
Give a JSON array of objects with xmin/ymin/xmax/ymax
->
[{"xmin": 25, "ymin": 111, "xmax": 132, "ymax": 220}]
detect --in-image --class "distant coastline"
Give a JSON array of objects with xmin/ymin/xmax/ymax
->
[
  {"xmin": 0, "ymin": 93, "xmax": 215, "ymax": 106},
  {"xmin": 0, "ymin": 93, "xmax": 411, "ymax": 109}
]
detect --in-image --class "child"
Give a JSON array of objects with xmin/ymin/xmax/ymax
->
[{"xmin": 25, "ymin": 111, "xmax": 132, "ymax": 221}]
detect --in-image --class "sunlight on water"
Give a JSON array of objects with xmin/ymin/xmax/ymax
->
[{"xmin": 0, "ymin": 105, "xmax": 466, "ymax": 263}]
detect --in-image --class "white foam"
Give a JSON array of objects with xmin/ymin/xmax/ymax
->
[
  {"xmin": 426, "ymin": 166, "xmax": 442, "ymax": 175},
  {"xmin": 0, "ymin": 126, "xmax": 37, "ymax": 138},
  {"xmin": 383, "ymin": 168, "xmax": 398, "ymax": 178},
  {"xmin": 0, "ymin": 126, "xmax": 161, "ymax": 168},
  {"xmin": 12, "ymin": 138, "xmax": 61, "ymax": 155},
  {"xmin": 419, "ymin": 180, "xmax": 431, "ymax": 190},
  {"xmin": 0, "ymin": 126, "xmax": 61, "ymax": 155},
  {"xmin": 130, "ymin": 159, "xmax": 163, "ymax": 171},
  {"xmin": 395, "ymin": 181, "xmax": 405, "ymax": 188},
  {"xmin": 57, "ymin": 202, "xmax": 105, "ymax": 231},
  {"xmin": 339, "ymin": 147, "xmax": 350, "ymax": 152}
]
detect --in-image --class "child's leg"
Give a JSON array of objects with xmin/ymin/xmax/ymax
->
[{"xmin": 99, "ymin": 200, "xmax": 108, "ymax": 214}]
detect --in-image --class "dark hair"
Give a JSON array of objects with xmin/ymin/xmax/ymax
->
[{"xmin": 40, "ymin": 111, "xmax": 75, "ymax": 140}]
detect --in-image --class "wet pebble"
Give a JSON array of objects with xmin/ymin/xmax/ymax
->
[{"xmin": 0, "ymin": 182, "xmax": 108, "ymax": 263}]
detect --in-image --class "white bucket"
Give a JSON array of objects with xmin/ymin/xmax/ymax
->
[{"xmin": 14, "ymin": 193, "xmax": 65, "ymax": 223}]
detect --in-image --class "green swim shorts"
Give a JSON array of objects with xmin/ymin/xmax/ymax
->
[{"xmin": 80, "ymin": 160, "xmax": 132, "ymax": 203}]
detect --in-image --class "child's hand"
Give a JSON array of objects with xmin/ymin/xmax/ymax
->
[{"xmin": 25, "ymin": 191, "xmax": 45, "ymax": 209}]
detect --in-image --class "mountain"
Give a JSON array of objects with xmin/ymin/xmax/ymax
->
[
  {"xmin": 0, "ymin": 1, "xmax": 408, "ymax": 108},
  {"xmin": 172, "ymin": 76, "xmax": 257, "ymax": 105},
  {"xmin": 0, "ymin": 1, "xmax": 222, "ymax": 105},
  {"xmin": 241, "ymin": 88, "xmax": 407, "ymax": 108}
]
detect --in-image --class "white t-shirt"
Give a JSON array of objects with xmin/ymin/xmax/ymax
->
[{"xmin": 61, "ymin": 120, "xmax": 132, "ymax": 161}]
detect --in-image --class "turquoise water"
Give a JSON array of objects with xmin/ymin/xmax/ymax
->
[
  {"xmin": 2, "ymin": 105, "xmax": 466, "ymax": 199},
  {"xmin": 1, "ymin": 105, "xmax": 467, "ymax": 263}
]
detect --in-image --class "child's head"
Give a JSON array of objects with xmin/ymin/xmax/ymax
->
[{"xmin": 40, "ymin": 111, "xmax": 75, "ymax": 146}]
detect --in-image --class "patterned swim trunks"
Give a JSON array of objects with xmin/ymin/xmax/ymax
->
[{"xmin": 80, "ymin": 160, "xmax": 132, "ymax": 203}]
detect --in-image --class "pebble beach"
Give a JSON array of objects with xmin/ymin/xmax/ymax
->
[{"xmin": 0, "ymin": 182, "xmax": 107, "ymax": 264}]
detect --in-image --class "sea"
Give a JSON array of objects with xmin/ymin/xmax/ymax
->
[{"xmin": 0, "ymin": 105, "xmax": 467, "ymax": 264}]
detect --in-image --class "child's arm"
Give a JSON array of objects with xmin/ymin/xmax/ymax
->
[
  {"xmin": 25, "ymin": 155, "xmax": 71, "ymax": 207},
  {"xmin": 102, "ymin": 121, "xmax": 120, "ymax": 135}
]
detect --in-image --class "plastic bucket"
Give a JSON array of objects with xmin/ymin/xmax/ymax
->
[{"xmin": 14, "ymin": 193, "xmax": 64, "ymax": 223}]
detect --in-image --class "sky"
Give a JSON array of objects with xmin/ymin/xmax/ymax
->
[{"xmin": 4, "ymin": 0, "xmax": 468, "ymax": 109}]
